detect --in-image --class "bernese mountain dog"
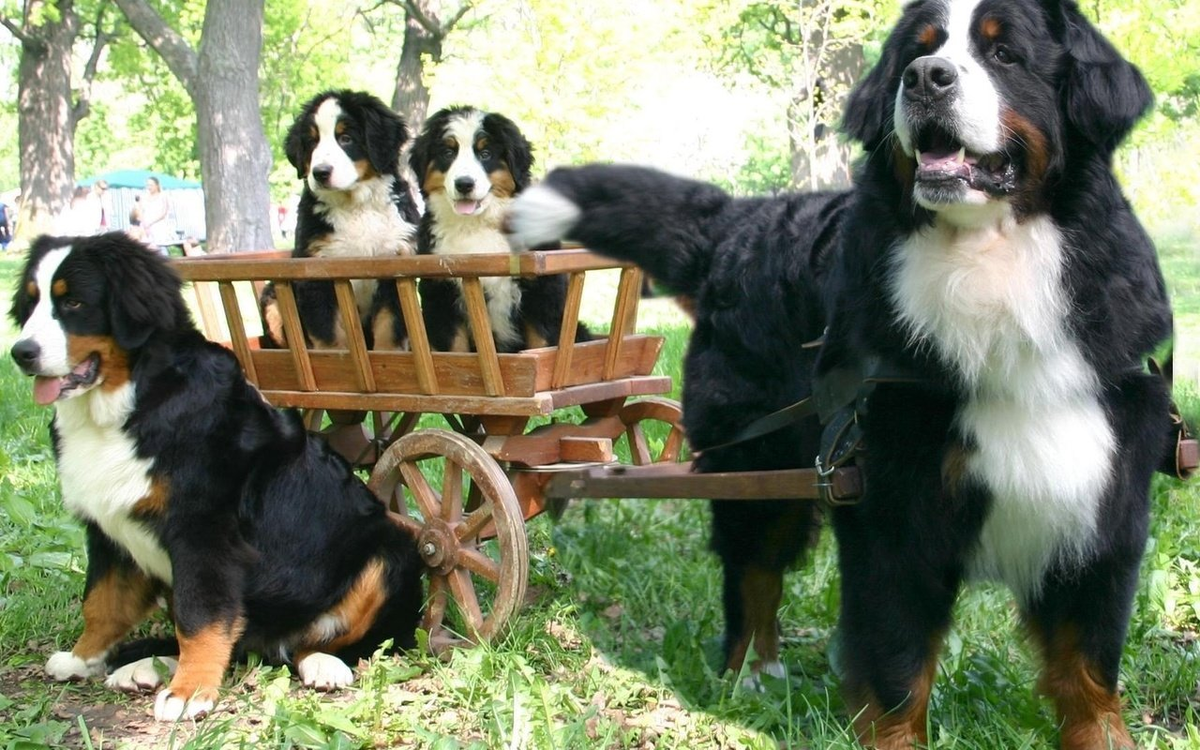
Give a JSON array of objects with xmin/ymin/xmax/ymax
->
[
  {"xmin": 409, "ymin": 106, "xmax": 588, "ymax": 352},
  {"xmin": 264, "ymin": 89, "xmax": 421, "ymax": 349},
  {"xmin": 507, "ymin": 2, "xmax": 1177, "ymax": 747},
  {"xmin": 10, "ymin": 234, "xmax": 423, "ymax": 722}
]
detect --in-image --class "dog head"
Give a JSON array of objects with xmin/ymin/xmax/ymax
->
[
  {"xmin": 410, "ymin": 106, "xmax": 534, "ymax": 218},
  {"xmin": 9, "ymin": 234, "xmax": 189, "ymax": 406},
  {"xmin": 843, "ymin": 0, "xmax": 1151, "ymax": 220},
  {"xmin": 284, "ymin": 90, "xmax": 409, "ymax": 194}
]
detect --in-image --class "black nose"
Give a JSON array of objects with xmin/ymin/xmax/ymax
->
[
  {"xmin": 11, "ymin": 339, "xmax": 40, "ymax": 370},
  {"xmin": 903, "ymin": 56, "xmax": 958, "ymax": 101},
  {"xmin": 311, "ymin": 164, "xmax": 334, "ymax": 184},
  {"xmin": 454, "ymin": 177, "xmax": 475, "ymax": 196}
]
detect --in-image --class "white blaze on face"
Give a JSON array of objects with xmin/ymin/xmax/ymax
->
[
  {"xmin": 894, "ymin": 0, "xmax": 1003, "ymax": 157},
  {"xmin": 309, "ymin": 98, "xmax": 360, "ymax": 192},
  {"xmin": 443, "ymin": 111, "xmax": 491, "ymax": 212},
  {"xmin": 18, "ymin": 247, "xmax": 72, "ymax": 375}
]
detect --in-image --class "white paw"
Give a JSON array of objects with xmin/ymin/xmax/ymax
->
[
  {"xmin": 297, "ymin": 652, "xmax": 354, "ymax": 691},
  {"xmin": 46, "ymin": 651, "xmax": 105, "ymax": 681},
  {"xmin": 105, "ymin": 656, "xmax": 178, "ymax": 693},
  {"xmin": 154, "ymin": 688, "xmax": 214, "ymax": 722},
  {"xmin": 740, "ymin": 660, "xmax": 786, "ymax": 692},
  {"xmin": 506, "ymin": 185, "xmax": 580, "ymax": 249}
]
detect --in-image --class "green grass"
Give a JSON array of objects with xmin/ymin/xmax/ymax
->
[{"xmin": 0, "ymin": 242, "xmax": 1198, "ymax": 749}]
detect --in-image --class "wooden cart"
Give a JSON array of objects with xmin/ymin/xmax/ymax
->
[{"xmin": 172, "ymin": 249, "xmax": 689, "ymax": 652}]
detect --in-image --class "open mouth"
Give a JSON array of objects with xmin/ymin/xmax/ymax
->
[
  {"xmin": 32, "ymin": 353, "xmax": 100, "ymax": 406},
  {"xmin": 912, "ymin": 125, "xmax": 1017, "ymax": 195},
  {"xmin": 452, "ymin": 198, "xmax": 485, "ymax": 216}
]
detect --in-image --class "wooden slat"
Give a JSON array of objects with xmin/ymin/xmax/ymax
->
[
  {"xmin": 248, "ymin": 350, "xmax": 538, "ymax": 397},
  {"xmin": 547, "ymin": 375, "xmax": 673, "ymax": 411},
  {"xmin": 217, "ymin": 281, "xmax": 258, "ymax": 384},
  {"xmin": 551, "ymin": 271, "xmax": 586, "ymax": 390},
  {"xmin": 261, "ymin": 390, "xmax": 558, "ymax": 416},
  {"xmin": 272, "ymin": 281, "xmax": 317, "ymax": 391},
  {"xmin": 461, "ymin": 278, "xmax": 505, "ymax": 397},
  {"xmin": 396, "ymin": 278, "xmax": 438, "ymax": 395},
  {"xmin": 333, "ymin": 279, "xmax": 376, "ymax": 392},
  {"xmin": 191, "ymin": 281, "xmax": 223, "ymax": 341},
  {"xmin": 172, "ymin": 249, "xmax": 635, "ymax": 283},
  {"xmin": 530, "ymin": 336, "xmax": 662, "ymax": 391},
  {"xmin": 604, "ymin": 267, "xmax": 643, "ymax": 380}
]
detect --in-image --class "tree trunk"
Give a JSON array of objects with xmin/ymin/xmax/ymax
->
[
  {"xmin": 391, "ymin": 16, "xmax": 439, "ymax": 126},
  {"xmin": 194, "ymin": 0, "xmax": 273, "ymax": 252},
  {"xmin": 14, "ymin": 0, "xmax": 80, "ymax": 243}
]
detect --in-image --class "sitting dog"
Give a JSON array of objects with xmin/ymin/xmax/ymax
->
[
  {"xmin": 11, "ymin": 234, "xmax": 423, "ymax": 722},
  {"xmin": 409, "ymin": 106, "xmax": 588, "ymax": 352},
  {"xmin": 263, "ymin": 89, "xmax": 420, "ymax": 349},
  {"xmin": 507, "ymin": 2, "xmax": 1177, "ymax": 746}
]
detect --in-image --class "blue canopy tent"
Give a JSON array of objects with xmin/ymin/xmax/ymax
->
[{"xmin": 79, "ymin": 169, "xmax": 206, "ymax": 242}]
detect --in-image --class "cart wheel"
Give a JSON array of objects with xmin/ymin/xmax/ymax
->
[
  {"xmin": 368, "ymin": 430, "xmax": 529, "ymax": 654},
  {"xmin": 618, "ymin": 397, "xmax": 686, "ymax": 465}
]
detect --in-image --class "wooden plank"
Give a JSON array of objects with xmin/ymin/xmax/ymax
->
[
  {"xmin": 530, "ymin": 336, "xmax": 663, "ymax": 391},
  {"xmin": 547, "ymin": 376, "xmax": 673, "ymax": 411},
  {"xmin": 172, "ymin": 249, "xmax": 637, "ymax": 283},
  {"xmin": 260, "ymin": 389, "xmax": 558, "ymax": 416},
  {"xmin": 191, "ymin": 281, "xmax": 224, "ymax": 341},
  {"xmin": 396, "ymin": 278, "xmax": 438, "ymax": 395},
  {"xmin": 604, "ymin": 267, "xmax": 642, "ymax": 380},
  {"xmin": 217, "ymin": 281, "xmax": 258, "ymax": 385},
  {"xmin": 272, "ymin": 281, "xmax": 317, "ymax": 391},
  {"xmin": 541, "ymin": 462, "xmax": 863, "ymax": 501},
  {"xmin": 461, "ymin": 278, "xmax": 505, "ymax": 397},
  {"xmin": 551, "ymin": 271, "xmax": 586, "ymax": 390},
  {"xmin": 559, "ymin": 437, "xmax": 614, "ymax": 463},
  {"xmin": 333, "ymin": 279, "xmax": 376, "ymax": 392},
  {"xmin": 248, "ymin": 350, "xmax": 538, "ymax": 397}
]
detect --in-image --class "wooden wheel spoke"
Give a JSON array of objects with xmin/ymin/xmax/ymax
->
[
  {"xmin": 627, "ymin": 423, "xmax": 652, "ymax": 465},
  {"xmin": 423, "ymin": 574, "xmax": 450, "ymax": 634},
  {"xmin": 456, "ymin": 502, "xmax": 494, "ymax": 542},
  {"xmin": 662, "ymin": 427, "xmax": 685, "ymax": 462},
  {"xmin": 447, "ymin": 568, "xmax": 485, "ymax": 635},
  {"xmin": 441, "ymin": 459, "xmax": 464, "ymax": 523},
  {"xmin": 388, "ymin": 511, "xmax": 423, "ymax": 538},
  {"xmin": 399, "ymin": 460, "xmax": 441, "ymax": 520},
  {"xmin": 464, "ymin": 479, "xmax": 483, "ymax": 513},
  {"xmin": 457, "ymin": 547, "xmax": 501, "ymax": 584}
]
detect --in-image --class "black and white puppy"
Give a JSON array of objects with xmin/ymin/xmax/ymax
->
[
  {"xmin": 11, "ymin": 234, "xmax": 423, "ymax": 722},
  {"xmin": 267, "ymin": 89, "xmax": 420, "ymax": 349},
  {"xmin": 410, "ymin": 106, "xmax": 587, "ymax": 352},
  {"xmin": 508, "ymin": 2, "xmax": 1175, "ymax": 747}
]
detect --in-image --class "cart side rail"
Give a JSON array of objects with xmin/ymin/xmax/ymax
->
[{"xmin": 171, "ymin": 249, "xmax": 664, "ymax": 414}]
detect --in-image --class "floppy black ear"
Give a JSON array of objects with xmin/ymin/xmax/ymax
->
[
  {"xmin": 1056, "ymin": 1, "xmax": 1152, "ymax": 153},
  {"xmin": 486, "ymin": 113, "xmax": 534, "ymax": 192},
  {"xmin": 842, "ymin": 40, "xmax": 902, "ymax": 148},
  {"xmin": 362, "ymin": 99, "xmax": 407, "ymax": 176},
  {"xmin": 284, "ymin": 105, "xmax": 312, "ymax": 180},
  {"xmin": 408, "ymin": 114, "xmax": 439, "ymax": 191},
  {"xmin": 96, "ymin": 237, "xmax": 190, "ymax": 350}
]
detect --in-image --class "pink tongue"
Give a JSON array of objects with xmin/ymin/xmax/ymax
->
[
  {"xmin": 454, "ymin": 200, "xmax": 480, "ymax": 215},
  {"xmin": 918, "ymin": 151, "xmax": 970, "ymax": 177},
  {"xmin": 33, "ymin": 376, "xmax": 64, "ymax": 406}
]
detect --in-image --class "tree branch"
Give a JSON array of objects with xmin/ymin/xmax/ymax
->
[
  {"xmin": 0, "ymin": 15, "xmax": 36, "ymax": 46},
  {"xmin": 111, "ymin": 0, "xmax": 199, "ymax": 96},
  {"xmin": 399, "ymin": 0, "xmax": 440, "ymax": 37},
  {"xmin": 73, "ymin": 1, "xmax": 114, "ymax": 123}
]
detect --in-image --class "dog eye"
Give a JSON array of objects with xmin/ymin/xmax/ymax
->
[
  {"xmin": 994, "ymin": 45, "xmax": 1016, "ymax": 64},
  {"xmin": 337, "ymin": 133, "xmax": 353, "ymax": 147},
  {"xmin": 478, "ymin": 149, "xmax": 493, "ymax": 160},
  {"xmin": 62, "ymin": 299, "xmax": 83, "ymax": 310}
]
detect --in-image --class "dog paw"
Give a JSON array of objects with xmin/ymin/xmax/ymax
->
[
  {"xmin": 297, "ymin": 652, "xmax": 354, "ymax": 691},
  {"xmin": 46, "ymin": 651, "xmax": 105, "ymax": 681},
  {"xmin": 106, "ymin": 656, "xmax": 178, "ymax": 693},
  {"xmin": 153, "ymin": 687, "xmax": 215, "ymax": 722},
  {"xmin": 740, "ymin": 660, "xmax": 786, "ymax": 692}
]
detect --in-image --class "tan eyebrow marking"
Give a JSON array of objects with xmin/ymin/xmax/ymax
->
[{"xmin": 52, "ymin": 279, "xmax": 68, "ymax": 297}]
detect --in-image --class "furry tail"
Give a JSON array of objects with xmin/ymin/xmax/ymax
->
[{"xmin": 506, "ymin": 164, "xmax": 731, "ymax": 298}]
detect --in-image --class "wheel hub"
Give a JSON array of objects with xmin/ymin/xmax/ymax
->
[{"xmin": 417, "ymin": 519, "xmax": 458, "ymax": 575}]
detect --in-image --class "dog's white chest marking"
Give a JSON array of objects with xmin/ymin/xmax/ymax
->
[
  {"xmin": 429, "ymin": 197, "xmax": 523, "ymax": 348},
  {"xmin": 54, "ymin": 385, "xmax": 174, "ymax": 584},
  {"xmin": 889, "ymin": 215, "xmax": 1114, "ymax": 601},
  {"xmin": 313, "ymin": 176, "xmax": 417, "ymax": 313}
]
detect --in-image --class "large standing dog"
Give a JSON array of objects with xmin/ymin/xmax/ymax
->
[
  {"xmin": 11, "ymin": 234, "xmax": 423, "ymax": 722},
  {"xmin": 267, "ymin": 89, "xmax": 420, "ymax": 350},
  {"xmin": 507, "ymin": 2, "xmax": 1176, "ymax": 747},
  {"xmin": 410, "ymin": 106, "xmax": 588, "ymax": 352}
]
